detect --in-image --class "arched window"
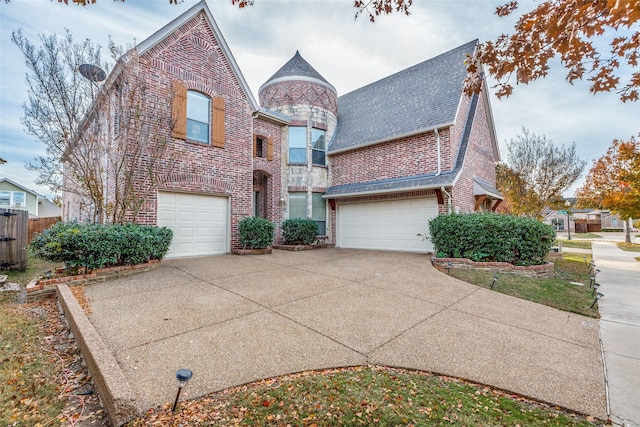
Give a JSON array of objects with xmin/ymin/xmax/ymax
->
[{"xmin": 186, "ymin": 91, "xmax": 211, "ymax": 144}]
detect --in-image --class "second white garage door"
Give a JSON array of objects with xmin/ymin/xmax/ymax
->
[
  {"xmin": 157, "ymin": 191, "xmax": 229, "ymax": 258},
  {"xmin": 337, "ymin": 198, "xmax": 437, "ymax": 252}
]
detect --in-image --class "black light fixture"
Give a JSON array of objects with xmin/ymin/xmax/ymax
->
[
  {"xmin": 490, "ymin": 273, "xmax": 499, "ymax": 289},
  {"xmin": 172, "ymin": 368, "xmax": 193, "ymax": 412},
  {"xmin": 446, "ymin": 261, "xmax": 452, "ymax": 274},
  {"xmin": 591, "ymin": 292, "xmax": 604, "ymax": 309}
]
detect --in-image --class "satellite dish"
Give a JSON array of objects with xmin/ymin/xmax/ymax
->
[{"xmin": 78, "ymin": 63, "xmax": 106, "ymax": 82}]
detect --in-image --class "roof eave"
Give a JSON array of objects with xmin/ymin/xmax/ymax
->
[
  {"xmin": 259, "ymin": 75, "xmax": 337, "ymax": 95},
  {"xmin": 255, "ymin": 108, "xmax": 291, "ymax": 125},
  {"xmin": 328, "ymin": 122, "xmax": 454, "ymax": 155},
  {"xmin": 323, "ymin": 180, "xmax": 457, "ymax": 199}
]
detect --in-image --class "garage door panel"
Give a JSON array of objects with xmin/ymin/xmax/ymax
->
[
  {"xmin": 158, "ymin": 192, "xmax": 228, "ymax": 258},
  {"xmin": 337, "ymin": 198, "xmax": 436, "ymax": 253}
]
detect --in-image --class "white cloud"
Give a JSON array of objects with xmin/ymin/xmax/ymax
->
[{"xmin": 1, "ymin": 0, "xmax": 638, "ymax": 199}]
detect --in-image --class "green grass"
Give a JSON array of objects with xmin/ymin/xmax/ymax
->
[
  {"xmin": 556, "ymin": 239, "xmax": 592, "ymax": 249},
  {"xmin": 572, "ymin": 233, "xmax": 602, "ymax": 239},
  {"xmin": 130, "ymin": 366, "xmax": 602, "ymax": 426},
  {"xmin": 2, "ymin": 255, "xmax": 60, "ymax": 286},
  {"xmin": 449, "ymin": 254, "xmax": 598, "ymax": 317},
  {"xmin": 617, "ymin": 242, "xmax": 640, "ymax": 252}
]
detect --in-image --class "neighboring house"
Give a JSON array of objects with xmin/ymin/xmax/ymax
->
[
  {"xmin": 64, "ymin": 0, "xmax": 501, "ymax": 257},
  {"xmin": 0, "ymin": 178, "xmax": 61, "ymax": 218},
  {"xmin": 544, "ymin": 208, "xmax": 628, "ymax": 233}
]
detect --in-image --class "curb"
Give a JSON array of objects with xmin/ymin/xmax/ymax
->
[{"xmin": 57, "ymin": 284, "xmax": 139, "ymax": 426}]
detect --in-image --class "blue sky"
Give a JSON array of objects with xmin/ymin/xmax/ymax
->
[{"xmin": 1, "ymin": 0, "xmax": 638, "ymax": 198}]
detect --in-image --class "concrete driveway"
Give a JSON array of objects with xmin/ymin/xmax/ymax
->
[{"xmin": 82, "ymin": 249, "xmax": 606, "ymax": 418}]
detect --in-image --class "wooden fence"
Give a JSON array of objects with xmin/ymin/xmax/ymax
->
[
  {"xmin": 0, "ymin": 208, "xmax": 28, "ymax": 271},
  {"xmin": 28, "ymin": 216, "xmax": 60, "ymax": 243}
]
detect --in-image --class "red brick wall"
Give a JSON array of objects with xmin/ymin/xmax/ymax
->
[
  {"xmin": 253, "ymin": 118, "xmax": 286, "ymax": 243},
  {"xmin": 328, "ymin": 129, "xmax": 451, "ymax": 187},
  {"xmin": 119, "ymin": 11, "xmax": 254, "ymax": 250},
  {"xmin": 451, "ymin": 93, "xmax": 498, "ymax": 213},
  {"xmin": 260, "ymin": 80, "xmax": 337, "ymax": 116}
]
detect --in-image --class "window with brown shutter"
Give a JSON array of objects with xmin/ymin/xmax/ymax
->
[
  {"xmin": 171, "ymin": 81, "xmax": 187, "ymax": 139},
  {"xmin": 212, "ymin": 97, "xmax": 225, "ymax": 148}
]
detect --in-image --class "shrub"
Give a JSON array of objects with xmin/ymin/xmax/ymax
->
[
  {"xmin": 282, "ymin": 218, "xmax": 318, "ymax": 245},
  {"xmin": 601, "ymin": 228, "xmax": 623, "ymax": 232},
  {"xmin": 238, "ymin": 216, "xmax": 274, "ymax": 249},
  {"xmin": 429, "ymin": 213, "xmax": 555, "ymax": 266},
  {"xmin": 29, "ymin": 222, "xmax": 173, "ymax": 271}
]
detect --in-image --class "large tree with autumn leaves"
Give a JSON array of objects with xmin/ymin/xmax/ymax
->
[{"xmin": 576, "ymin": 136, "xmax": 640, "ymax": 242}]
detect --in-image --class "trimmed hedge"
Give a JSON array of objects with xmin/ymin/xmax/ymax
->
[
  {"xmin": 238, "ymin": 216, "xmax": 274, "ymax": 249},
  {"xmin": 429, "ymin": 213, "xmax": 555, "ymax": 266},
  {"xmin": 282, "ymin": 218, "xmax": 318, "ymax": 245},
  {"xmin": 28, "ymin": 222, "xmax": 173, "ymax": 270}
]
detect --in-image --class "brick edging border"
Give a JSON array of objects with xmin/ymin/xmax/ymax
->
[
  {"xmin": 431, "ymin": 256, "xmax": 554, "ymax": 278},
  {"xmin": 272, "ymin": 243, "xmax": 336, "ymax": 251},
  {"xmin": 26, "ymin": 260, "xmax": 161, "ymax": 299}
]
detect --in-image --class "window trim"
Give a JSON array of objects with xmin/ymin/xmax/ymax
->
[
  {"xmin": 288, "ymin": 126, "xmax": 307, "ymax": 165},
  {"xmin": 0, "ymin": 191, "xmax": 26, "ymax": 207},
  {"xmin": 186, "ymin": 90, "xmax": 212, "ymax": 145},
  {"xmin": 311, "ymin": 128, "xmax": 326, "ymax": 166}
]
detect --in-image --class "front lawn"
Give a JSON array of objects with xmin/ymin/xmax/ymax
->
[
  {"xmin": 130, "ymin": 366, "xmax": 602, "ymax": 426},
  {"xmin": 448, "ymin": 253, "xmax": 598, "ymax": 317},
  {"xmin": 556, "ymin": 239, "xmax": 592, "ymax": 249},
  {"xmin": 617, "ymin": 242, "xmax": 640, "ymax": 252}
]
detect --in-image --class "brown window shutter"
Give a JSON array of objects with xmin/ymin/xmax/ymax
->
[
  {"xmin": 212, "ymin": 97, "xmax": 225, "ymax": 148},
  {"xmin": 171, "ymin": 81, "xmax": 187, "ymax": 139},
  {"xmin": 253, "ymin": 134, "xmax": 257, "ymax": 158},
  {"xmin": 267, "ymin": 137, "xmax": 274, "ymax": 161}
]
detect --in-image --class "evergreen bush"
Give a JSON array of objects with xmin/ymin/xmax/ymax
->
[
  {"xmin": 238, "ymin": 216, "xmax": 274, "ymax": 249},
  {"xmin": 29, "ymin": 222, "xmax": 173, "ymax": 270},
  {"xmin": 282, "ymin": 218, "xmax": 318, "ymax": 245},
  {"xmin": 429, "ymin": 213, "xmax": 555, "ymax": 266}
]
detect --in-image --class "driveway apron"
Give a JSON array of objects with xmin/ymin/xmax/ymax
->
[{"xmin": 83, "ymin": 249, "xmax": 606, "ymax": 417}]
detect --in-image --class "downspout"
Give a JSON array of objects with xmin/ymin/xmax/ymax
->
[
  {"xmin": 441, "ymin": 186, "xmax": 452, "ymax": 214},
  {"xmin": 434, "ymin": 128, "xmax": 442, "ymax": 176}
]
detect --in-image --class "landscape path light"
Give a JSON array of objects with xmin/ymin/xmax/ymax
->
[{"xmin": 172, "ymin": 368, "xmax": 193, "ymax": 412}]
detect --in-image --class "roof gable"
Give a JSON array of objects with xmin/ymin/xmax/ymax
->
[
  {"xmin": 329, "ymin": 40, "xmax": 477, "ymax": 153},
  {"xmin": 0, "ymin": 178, "xmax": 41, "ymax": 197},
  {"xmin": 135, "ymin": 0, "xmax": 259, "ymax": 111}
]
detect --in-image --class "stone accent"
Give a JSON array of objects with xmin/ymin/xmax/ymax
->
[
  {"xmin": 26, "ymin": 260, "xmax": 161, "ymax": 300},
  {"xmin": 431, "ymin": 256, "xmax": 554, "ymax": 278}
]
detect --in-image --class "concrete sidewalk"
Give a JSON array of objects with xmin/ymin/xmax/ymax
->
[
  {"xmin": 593, "ymin": 242, "xmax": 640, "ymax": 427},
  {"xmin": 79, "ymin": 249, "xmax": 606, "ymax": 421}
]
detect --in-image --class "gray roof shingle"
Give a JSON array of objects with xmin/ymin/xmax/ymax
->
[
  {"xmin": 329, "ymin": 40, "xmax": 477, "ymax": 153},
  {"xmin": 325, "ymin": 91, "xmax": 480, "ymax": 198},
  {"xmin": 262, "ymin": 51, "xmax": 335, "ymax": 91}
]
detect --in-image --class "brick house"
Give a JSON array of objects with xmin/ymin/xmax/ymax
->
[{"xmin": 64, "ymin": 0, "xmax": 501, "ymax": 257}]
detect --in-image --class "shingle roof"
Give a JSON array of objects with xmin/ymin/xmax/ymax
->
[
  {"xmin": 261, "ymin": 51, "xmax": 335, "ymax": 92},
  {"xmin": 329, "ymin": 40, "xmax": 477, "ymax": 153},
  {"xmin": 325, "ymin": 92, "xmax": 480, "ymax": 198},
  {"xmin": 324, "ymin": 170, "xmax": 458, "ymax": 198}
]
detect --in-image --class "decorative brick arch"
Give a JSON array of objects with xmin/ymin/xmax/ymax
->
[{"xmin": 158, "ymin": 173, "xmax": 234, "ymax": 195}]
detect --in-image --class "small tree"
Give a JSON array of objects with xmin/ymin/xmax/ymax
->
[
  {"xmin": 496, "ymin": 127, "xmax": 586, "ymax": 218},
  {"xmin": 576, "ymin": 135, "xmax": 640, "ymax": 243},
  {"xmin": 13, "ymin": 30, "xmax": 179, "ymax": 224}
]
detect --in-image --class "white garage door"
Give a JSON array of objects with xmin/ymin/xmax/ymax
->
[
  {"xmin": 157, "ymin": 192, "xmax": 228, "ymax": 258},
  {"xmin": 337, "ymin": 198, "xmax": 437, "ymax": 252}
]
